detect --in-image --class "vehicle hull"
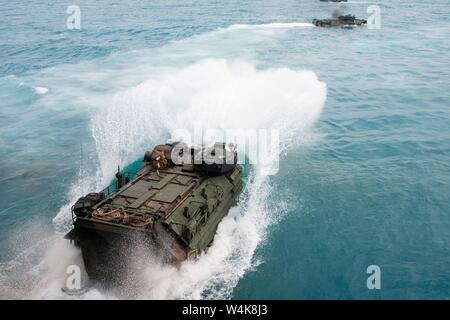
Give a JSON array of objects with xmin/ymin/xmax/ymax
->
[{"xmin": 65, "ymin": 143, "xmax": 243, "ymax": 280}]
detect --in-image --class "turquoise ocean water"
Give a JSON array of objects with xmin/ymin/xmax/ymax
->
[{"xmin": 1, "ymin": 0, "xmax": 449, "ymax": 299}]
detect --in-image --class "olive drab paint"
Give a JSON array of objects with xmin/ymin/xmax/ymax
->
[{"xmin": 65, "ymin": 142, "xmax": 242, "ymax": 280}]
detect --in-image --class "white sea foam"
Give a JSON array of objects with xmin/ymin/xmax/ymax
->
[
  {"xmin": 88, "ymin": 57, "xmax": 325, "ymax": 299},
  {"xmin": 92, "ymin": 58, "xmax": 326, "ymax": 186},
  {"xmin": 33, "ymin": 86, "xmax": 49, "ymax": 95},
  {"xmin": 227, "ymin": 22, "xmax": 314, "ymax": 30},
  {"xmin": 3, "ymin": 22, "xmax": 326, "ymax": 299}
]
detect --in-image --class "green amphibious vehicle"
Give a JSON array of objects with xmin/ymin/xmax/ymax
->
[
  {"xmin": 65, "ymin": 142, "xmax": 242, "ymax": 279},
  {"xmin": 312, "ymin": 15, "xmax": 367, "ymax": 27}
]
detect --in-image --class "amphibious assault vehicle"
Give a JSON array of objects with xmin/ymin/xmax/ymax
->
[
  {"xmin": 65, "ymin": 142, "xmax": 242, "ymax": 280},
  {"xmin": 312, "ymin": 15, "xmax": 367, "ymax": 27}
]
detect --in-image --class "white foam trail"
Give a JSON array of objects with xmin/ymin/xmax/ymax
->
[
  {"xmin": 227, "ymin": 22, "xmax": 314, "ymax": 30},
  {"xmin": 92, "ymin": 59, "xmax": 326, "ymax": 185},
  {"xmin": 32, "ymin": 86, "xmax": 49, "ymax": 94},
  {"xmin": 51, "ymin": 22, "xmax": 319, "ymax": 235},
  {"xmin": 2, "ymin": 22, "xmax": 326, "ymax": 299},
  {"xmin": 88, "ymin": 58, "xmax": 326, "ymax": 299}
]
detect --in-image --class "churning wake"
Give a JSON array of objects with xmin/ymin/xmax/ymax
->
[
  {"xmin": 91, "ymin": 58, "xmax": 325, "ymax": 299},
  {"xmin": 1, "ymin": 22, "xmax": 326, "ymax": 299}
]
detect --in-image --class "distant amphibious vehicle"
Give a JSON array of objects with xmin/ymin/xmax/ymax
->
[
  {"xmin": 65, "ymin": 142, "xmax": 242, "ymax": 279},
  {"xmin": 313, "ymin": 15, "xmax": 367, "ymax": 27}
]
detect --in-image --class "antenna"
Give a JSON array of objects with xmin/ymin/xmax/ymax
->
[
  {"xmin": 80, "ymin": 144, "xmax": 84, "ymax": 195},
  {"xmin": 116, "ymin": 165, "xmax": 124, "ymax": 189}
]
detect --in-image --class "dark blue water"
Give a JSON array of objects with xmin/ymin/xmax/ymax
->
[{"xmin": 1, "ymin": 0, "xmax": 449, "ymax": 299}]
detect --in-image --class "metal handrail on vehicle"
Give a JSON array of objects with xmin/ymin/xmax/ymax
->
[
  {"xmin": 100, "ymin": 171, "xmax": 137, "ymax": 197},
  {"xmin": 70, "ymin": 171, "xmax": 138, "ymax": 222}
]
